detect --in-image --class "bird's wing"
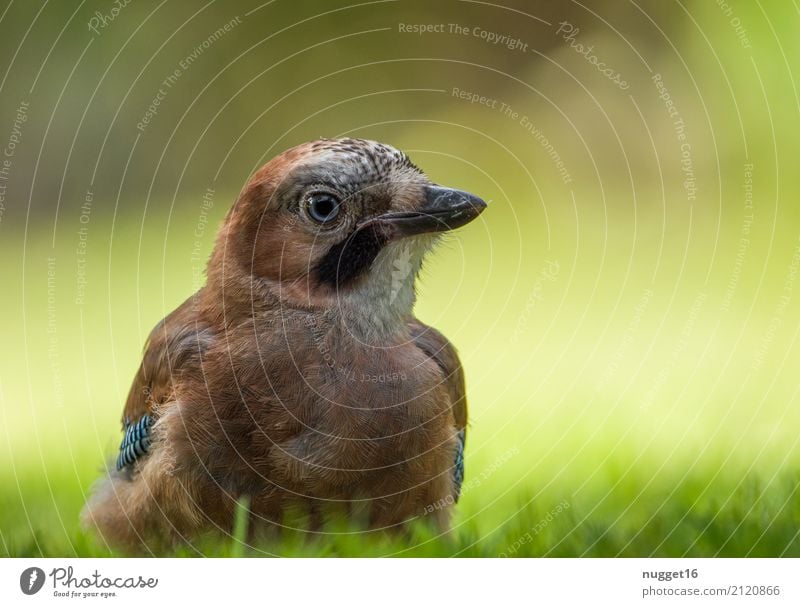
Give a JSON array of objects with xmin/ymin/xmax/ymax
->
[
  {"xmin": 117, "ymin": 296, "xmax": 207, "ymax": 472},
  {"xmin": 407, "ymin": 319, "xmax": 467, "ymax": 500}
]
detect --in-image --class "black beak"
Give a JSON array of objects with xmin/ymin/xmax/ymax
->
[{"xmin": 364, "ymin": 185, "xmax": 487, "ymax": 238}]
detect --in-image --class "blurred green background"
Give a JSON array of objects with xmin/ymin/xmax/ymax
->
[{"xmin": 1, "ymin": 0, "xmax": 799, "ymax": 556}]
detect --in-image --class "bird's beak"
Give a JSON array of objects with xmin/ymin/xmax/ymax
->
[{"xmin": 363, "ymin": 185, "xmax": 487, "ymax": 239}]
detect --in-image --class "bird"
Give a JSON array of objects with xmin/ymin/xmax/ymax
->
[{"xmin": 81, "ymin": 138, "xmax": 486, "ymax": 551}]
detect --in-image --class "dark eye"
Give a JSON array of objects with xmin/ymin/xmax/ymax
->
[{"xmin": 306, "ymin": 192, "xmax": 341, "ymax": 223}]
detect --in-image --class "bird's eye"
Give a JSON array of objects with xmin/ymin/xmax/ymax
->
[{"xmin": 306, "ymin": 192, "xmax": 341, "ymax": 223}]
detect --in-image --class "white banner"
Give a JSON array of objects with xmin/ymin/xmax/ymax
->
[{"xmin": 1, "ymin": 558, "xmax": 797, "ymax": 606}]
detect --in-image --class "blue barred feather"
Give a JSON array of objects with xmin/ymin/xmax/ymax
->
[
  {"xmin": 116, "ymin": 414, "xmax": 154, "ymax": 471},
  {"xmin": 453, "ymin": 428, "xmax": 465, "ymax": 502}
]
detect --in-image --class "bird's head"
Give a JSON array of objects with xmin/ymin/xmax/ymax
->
[{"xmin": 210, "ymin": 138, "xmax": 486, "ymax": 333}]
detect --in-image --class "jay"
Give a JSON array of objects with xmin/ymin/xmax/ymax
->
[{"xmin": 82, "ymin": 138, "xmax": 486, "ymax": 550}]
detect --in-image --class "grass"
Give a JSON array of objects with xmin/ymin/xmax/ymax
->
[{"xmin": 2, "ymin": 443, "xmax": 798, "ymax": 557}]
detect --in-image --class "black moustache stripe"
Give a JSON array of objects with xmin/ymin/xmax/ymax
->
[{"xmin": 315, "ymin": 225, "xmax": 388, "ymax": 289}]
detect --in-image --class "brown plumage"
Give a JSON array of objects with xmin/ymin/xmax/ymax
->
[{"xmin": 82, "ymin": 138, "xmax": 486, "ymax": 551}]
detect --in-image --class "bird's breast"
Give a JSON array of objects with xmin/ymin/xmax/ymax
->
[{"xmin": 195, "ymin": 320, "xmax": 455, "ymax": 498}]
